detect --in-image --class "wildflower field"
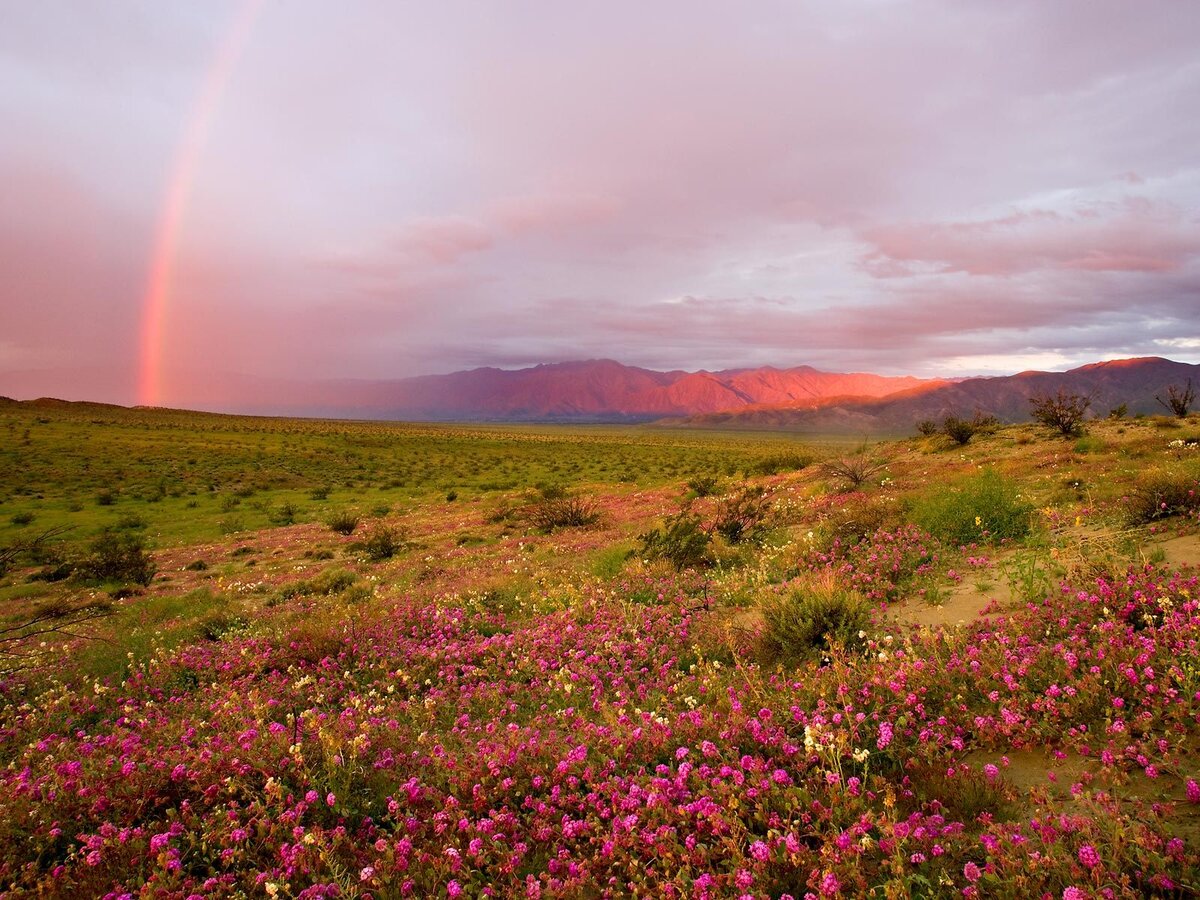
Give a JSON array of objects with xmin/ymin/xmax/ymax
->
[{"xmin": 1, "ymin": 401, "xmax": 1199, "ymax": 898}]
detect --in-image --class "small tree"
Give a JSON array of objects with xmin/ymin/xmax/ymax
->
[
  {"xmin": 1029, "ymin": 390, "xmax": 1091, "ymax": 437},
  {"xmin": 74, "ymin": 529, "xmax": 156, "ymax": 586},
  {"xmin": 1156, "ymin": 380, "xmax": 1195, "ymax": 418},
  {"xmin": 0, "ymin": 526, "xmax": 72, "ymax": 577},
  {"xmin": 941, "ymin": 416, "xmax": 977, "ymax": 446},
  {"xmin": 1, "ymin": 596, "xmax": 112, "ymax": 677},
  {"xmin": 818, "ymin": 446, "xmax": 888, "ymax": 490}
]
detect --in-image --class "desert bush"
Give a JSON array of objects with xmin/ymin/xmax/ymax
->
[
  {"xmin": 971, "ymin": 411, "xmax": 1001, "ymax": 433},
  {"xmin": 9, "ymin": 511, "xmax": 34, "ymax": 527},
  {"xmin": 523, "ymin": 495, "xmax": 600, "ymax": 532},
  {"xmin": 915, "ymin": 419, "xmax": 939, "ymax": 437},
  {"xmin": 1029, "ymin": 390, "xmax": 1091, "ymax": 437},
  {"xmin": 941, "ymin": 415, "xmax": 977, "ymax": 446},
  {"xmin": 909, "ymin": 468, "xmax": 1033, "ymax": 546},
  {"xmin": 818, "ymin": 446, "xmax": 887, "ymax": 490},
  {"xmin": 326, "ymin": 510, "xmax": 360, "ymax": 535},
  {"xmin": 309, "ymin": 485, "xmax": 331, "ymax": 501},
  {"xmin": 815, "ymin": 496, "xmax": 901, "ymax": 550},
  {"xmin": 1108, "ymin": 403, "xmax": 1128, "ymax": 420},
  {"xmin": 1124, "ymin": 470, "xmax": 1200, "ymax": 525},
  {"xmin": 73, "ymin": 529, "xmax": 156, "ymax": 586},
  {"xmin": 686, "ymin": 475, "xmax": 721, "ymax": 497},
  {"xmin": 268, "ymin": 502, "xmax": 298, "ymax": 526},
  {"xmin": 357, "ymin": 525, "xmax": 406, "ymax": 561},
  {"xmin": 95, "ymin": 489, "xmax": 117, "ymax": 506},
  {"xmin": 712, "ymin": 485, "xmax": 771, "ymax": 544},
  {"xmin": 218, "ymin": 516, "xmax": 246, "ymax": 535},
  {"xmin": 638, "ymin": 511, "xmax": 713, "ymax": 570},
  {"xmin": 759, "ymin": 573, "xmax": 870, "ymax": 665},
  {"xmin": 1156, "ymin": 379, "xmax": 1195, "ymax": 417},
  {"xmin": 743, "ymin": 452, "xmax": 813, "ymax": 478},
  {"xmin": 278, "ymin": 567, "xmax": 359, "ymax": 600}
]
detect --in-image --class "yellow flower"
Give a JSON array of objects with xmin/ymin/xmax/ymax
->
[{"xmin": 974, "ymin": 516, "xmax": 982, "ymax": 527}]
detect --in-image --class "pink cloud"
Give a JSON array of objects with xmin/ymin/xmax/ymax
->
[{"xmin": 861, "ymin": 199, "xmax": 1200, "ymax": 277}]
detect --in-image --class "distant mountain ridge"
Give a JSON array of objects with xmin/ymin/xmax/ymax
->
[
  {"xmin": 4, "ymin": 357, "xmax": 1197, "ymax": 429},
  {"xmin": 368, "ymin": 359, "xmax": 941, "ymax": 422},
  {"xmin": 673, "ymin": 357, "xmax": 1200, "ymax": 432}
]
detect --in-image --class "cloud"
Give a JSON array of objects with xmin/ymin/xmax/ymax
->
[
  {"xmin": 5, "ymin": 1, "xmax": 1200, "ymax": 403},
  {"xmin": 860, "ymin": 198, "xmax": 1200, "ymax": 277}
]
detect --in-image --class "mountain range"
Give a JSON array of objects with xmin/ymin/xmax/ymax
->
[{"xmin": 3, "ymin": 357, "xmax": 1197, "ymax": 431}]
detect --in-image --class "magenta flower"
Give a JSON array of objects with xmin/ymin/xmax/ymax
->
[
  {"xmin": 963, "ymin": 862, "xmax": 981, "ymax": 882},
  {"xmin": 1186, "ymin": 779, "xmax": 1200, "ymax": 803},
  {"xmin": 1077, "ymin": 844, "xmax": 1101, "ymax": 869}
]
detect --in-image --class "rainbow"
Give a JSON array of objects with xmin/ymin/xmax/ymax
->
[{"xmin": 136, "ymin": 0, "xmax": 264, "ymax": 407}]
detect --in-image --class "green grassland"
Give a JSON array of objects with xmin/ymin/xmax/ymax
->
[{"xmin": 0, "ymin": 400, "xmax": 832, "ymax": 550}]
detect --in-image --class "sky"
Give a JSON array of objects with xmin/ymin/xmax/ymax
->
[{"xmin": 3, "ymin": 0, "xmax": 1200, "ymax": 407}]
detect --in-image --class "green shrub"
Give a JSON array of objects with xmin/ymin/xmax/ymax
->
[
  {"xmin": 357, "ymin": 525, "xmax": 406, "ymax": 561},
  {"xmin": 327, "ymin": 510, "xmax": 360, "ymax": 535},
  {"xmin": 1124, "ymin": 470, "xmax": 1200, "ymax": 525},
  {"xmin": 744, "ymin": 452, "xmax": 812, "ymax": 478},
  {"xmin": 915, "ymin": 419, "xmax": 939, "ymax": 437},
  {"xmin": 523, "ymin": 495, "xmax": 600, "ymax": 532},
  {"xmin": 74, "ymin": 529, "xmax": 156, "ymax": 586},
  {"xmin": 712, "ymin": 485, "xmax": 771, "ymax": 544},
  {"xmin": 760, "ymin": 574, "xmax": 870, "ymax": 665},
  {"xmin": 278, "ymin": 567, "xmax": 359, "ymax": 600},
  {"xmin": 9, "ymin": 511, "xmax": 34, "ymax": 527},
  {"xmin": 909, "ymin": 468, "xmax": 1033, "ymax": 546},
  {"xmin": 686, "ymin": 475, "xmax": 721, "ymax": 497},
  {"xmin": 941, "ymin": 416, "xmax": 977, "ymax": 446},
  {"xmin": 269, "ymin": 502, "xmax": 298, "ymax": 526},
  {"xmin": 638, "ymin": 512, "xmax": 712, "ymax": 570}
]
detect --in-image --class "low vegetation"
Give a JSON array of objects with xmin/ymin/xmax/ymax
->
[{"xmin": 0, "ymin": 401, "xmax": 1198, "ymax": 897}]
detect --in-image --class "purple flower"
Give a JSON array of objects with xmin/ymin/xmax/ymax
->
[
  {"xmin": 1187, "ymin": 779, "xmax": 1200, "ymax": 803},
  {"xmin": 1077, "ymin": 844, "xmax": 1101, "ymax": 869},
  {"xmin": 750, "ymin": 840, "xmax": 769, "ymax": 861},
  {"xmin": 963, "ymin": 862, "xmax": 981, "ymax": 882}
]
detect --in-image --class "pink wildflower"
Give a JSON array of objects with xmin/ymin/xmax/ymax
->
[{"xmin": 1077, "ymin": 845, "xmax": 1101, "ymax": 869}]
